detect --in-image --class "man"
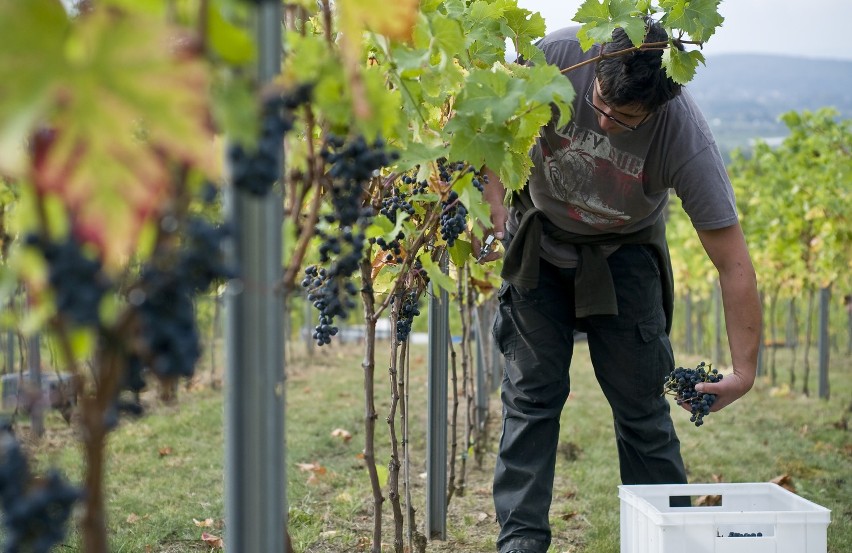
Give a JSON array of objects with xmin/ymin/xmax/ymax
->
[{"xmin": 479, "ymin": 20, "xmax": 762, "ymax": 553}]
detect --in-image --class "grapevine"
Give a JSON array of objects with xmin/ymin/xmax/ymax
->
[{"xmin": 663, "ymin": 361, "xmax": 723, "ymax": 427}]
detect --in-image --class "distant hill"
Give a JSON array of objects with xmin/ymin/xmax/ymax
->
[{"xmin": 686, "ymin": 54, "xmax": 852, "ymax": 157}]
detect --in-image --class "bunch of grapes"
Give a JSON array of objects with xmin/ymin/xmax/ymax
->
[
  {"xmin": 373, "ymin": 232, "xmax": 406, "ymax": 264},
  {"xmin": 131, "ymin": 267, "xmax": 201, "ymax": 380},
  {"xmin": 379, "ymin": 191, "xmax": 415, "ymax": 224},
  {"xmin": 303, "ymin": 134, "xmax": 398, "ymax": 346},
  {"xmin": 228, "ymin": 83, "xmax": 313, "ymax": 197},
  {"xmin": 663, "ymin": 361, "xmax": 723, "ymax": 427},
  {"xmin": 177, "ymin": 217, "xmax": 236, "ymax": 292},
  {"xmin": 301, "ymin": 265, "xmax": 358, "ymax": 346},
  {"xmin": 392, "ymin": 291, "xmax": 421, "ymax": 343},
  {"xmin": 399, "ymin": 173, "xmax": 430, "ymax": 196},
  {"xmin": 130, "ymin": 215, "xmax": 234, "ymax": 382},
  {"xmin": 26, "ymin": 234, "xmax": 111, "ymax": 327},
  {"xmin": 373, "ymin": 188, "xmax": 415, "ymax": 264},
  {"xmin": 436, "ymin": 159, "xmax": 488, "ymax": 192},
  {"xmin": 0, "ymin": 433, "xmax": 82, "ymax": 553},
  {"xmin": 439, "ymin": 190, "xmax": 468, "ymax": 247}
]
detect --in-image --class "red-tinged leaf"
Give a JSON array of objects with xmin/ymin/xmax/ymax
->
[
  {"xmin": 12, "ymin": 7, "xmax": 218, "ymax": 267},
  {"xmin": 201, "ymin": 532, "xmax": 224, "ymax": 549},
  {"xmin": 158, "ymin": 446, "xmax": 173, "ymax": 457}
]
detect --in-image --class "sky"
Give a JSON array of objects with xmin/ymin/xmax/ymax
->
[{"xmin": 515, "ymin": 0, "xmax": 852, "ymax": 61}]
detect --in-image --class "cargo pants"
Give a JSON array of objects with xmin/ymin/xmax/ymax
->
[{"xmin": 492, "ymin": 244, "xmax": 688, "ymax": 553}]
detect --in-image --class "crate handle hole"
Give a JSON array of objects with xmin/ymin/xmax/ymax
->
[{"xmin": 668, "ymin": 494, "xmax": 727, "ymax": 507}]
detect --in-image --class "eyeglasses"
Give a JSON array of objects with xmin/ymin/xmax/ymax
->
[{"xmin": 584, "ymin": 79, "xmax": 652, "ymax": 131}]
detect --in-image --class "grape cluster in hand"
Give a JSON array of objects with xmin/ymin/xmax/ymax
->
[
  {"xmin": 0, "ymin": 433, "xmax": 82, "ymax": 553},
  {"xmin": 663, "ymin": 361, "xmax": 723, "ymax": 427}
]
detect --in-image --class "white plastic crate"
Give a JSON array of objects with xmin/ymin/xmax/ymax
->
[{"xmin": 619, "ymin": 483, "xmax": 831, "ymax": 553}]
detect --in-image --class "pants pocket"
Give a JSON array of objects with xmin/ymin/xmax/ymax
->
[{"xmin": 492, "ymin": 282, "xmax": 516, "ymax": 360}]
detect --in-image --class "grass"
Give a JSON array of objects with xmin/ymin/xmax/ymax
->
[{"xmin": 15, "ymin": 338, "xmax": 852, "ymax": 552}]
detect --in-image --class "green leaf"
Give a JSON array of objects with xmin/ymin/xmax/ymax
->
[
  {"xmin": 502, "ymin": 6, "xmax": 547, "ymax": 42},
  {"xmin": 375, "ymin": 463, "xmax": 389, "ymax": 488},
  {"xmin": 661, "ymin": 48, "xmax": 704, "ymax": 84},
  {"xmin": 516, "ymin": 63, "xmax": 576, "ymax": 128},
  {"xmin": 0, "ymin": 0, "xmax": 69, "ymax": 175},
  {"xmin": 394, "ymin": 139, "xmax": 449, "ymax": 173},
  {"xmin": 449, "ymin": 239, "xmax": 473, "ymax": 267},
  {"xmin": 454, "ymin": 67, "xmax": 519, "ymax": 125},
  {"xmin": 430, "ymin": 14, "xmax": 466, "ymax": 63},
  {"xmin": 455, "ymin": 173, "xmax": 490, "ymax": 230},
  {"xmin": 661, "ymin": 0, "xmax": 723, "ymax": 42},
  {"xmin": 575, "ymin": 0, "xmax": 644, "ymax": 50},
  {"xmin": 418, "ymin": 253, "xmax": 456, "ymax": 295},
  {"xmin": 207, "ymin": 4, "xmax": 256, "ymax": 65},
  {"xmin": 444, "ymin": 120, "xmax": 506, "ymax": 173}
]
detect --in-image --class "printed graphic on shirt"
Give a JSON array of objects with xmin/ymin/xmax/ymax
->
[{"xmin": 541, "ymin": 122, "xmax": 647, "ymax": 229}]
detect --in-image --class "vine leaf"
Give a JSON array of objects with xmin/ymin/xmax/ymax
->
[
  {"xmin": 0, "ymin": 3, "xmax": 217, "ymax": 267},
  {"xmin": 338, "ymin": 0, "xmax": 419, "ymax": 43},
  {"xmin": 660, "ymin": 0, "xmax": 724, "ymax": 42},
  {"xmin": 662, "ymin": 48, "xmax": 705, "ymax": 85},
  {"xmin": 417, "ymin": 253, "xmax": 456, "ymax": 295},
  {"xmin": 574, "ymin": 0, "xmax": 645, "ymax": 51}
]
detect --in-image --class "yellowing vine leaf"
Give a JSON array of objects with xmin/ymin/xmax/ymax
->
[
  {"xmin": 0, "ymin": 3, "xmax": 217, "ymax": 267},
  {"xmin": 337, "ymin": 0, "xmax": 419, "ymax": 43},
  {"xmin": 335, "ymin": 0, "xmax": 418, "ymax": 122}
]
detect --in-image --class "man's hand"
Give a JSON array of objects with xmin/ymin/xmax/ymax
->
[
  {"xmin": 677, "ymin": 371, "xmax": 753, "ymax": 414},
  {"xmin": 473, "ymin": 167, "xmax": 508, "ymax": 263}
]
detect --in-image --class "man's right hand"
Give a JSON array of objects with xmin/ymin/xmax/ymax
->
[{"xmin": 474, "ymin": 167, "xmax": 508, "ymax": 263}]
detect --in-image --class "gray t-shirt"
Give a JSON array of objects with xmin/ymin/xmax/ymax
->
[{"xmin": 507, "ymin": 26, "xmax": 738, "ymax": 267}]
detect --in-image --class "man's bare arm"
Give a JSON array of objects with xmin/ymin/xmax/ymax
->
[{"xmin": 693, "ymin": 223, "xmax": 762, "ymax": 411}]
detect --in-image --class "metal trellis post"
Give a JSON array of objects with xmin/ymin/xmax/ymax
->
[
  {"xmin": 472, "ymin": 306, "xmax": 488, "ymax": 431},
  {"xmin": 27, "ymin": 332, "xmax": 43, "ymax": 437},
  {"xmin": 817, "ymin": 286, "xmax": 831, "ymax": 399},
  {"xmin": 224, "ymin": 3, "xmax": 287, "ymax": 553},
  {"xmin": 426, "ymin": 254, "xmax": 449, "ymax": 540}
]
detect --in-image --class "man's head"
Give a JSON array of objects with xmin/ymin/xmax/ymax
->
[{"xmin": 593, "ymin": 19, "xmax": 683, "ymax": 123}]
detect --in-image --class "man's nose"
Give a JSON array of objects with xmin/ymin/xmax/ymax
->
[{"xmin": 597, "ymin": 114, "xmax": 620, "ymax": 133}]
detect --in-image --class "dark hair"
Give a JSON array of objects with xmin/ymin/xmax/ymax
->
[{"xmin": 594, "ymin": 19, "xmax": 683, "ymax": 112}]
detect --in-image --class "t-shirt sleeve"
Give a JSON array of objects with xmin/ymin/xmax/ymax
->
[{"xmin": 671, "ymin": 143, "xmax": 739, "ymax": 230}]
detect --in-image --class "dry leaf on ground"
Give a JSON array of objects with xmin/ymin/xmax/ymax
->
[
  {"xmin": 331, "ymin": 428, "xmax": 353, "ymax": 442},
  {"xmin": 201, "ymin": 532, "xmax": 224, "ymax": 548},
  {"xmin": 193, "ymin": 517, "xmax": 215, "ymax": 527},
  {"xmin": 770, "ymin": 474, "xmax": 796, "ymax": 493}
]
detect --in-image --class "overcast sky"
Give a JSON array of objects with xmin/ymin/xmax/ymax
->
[{"xmin": 516, "ymin": 0, "xmax": 852, "ymax": 61}]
